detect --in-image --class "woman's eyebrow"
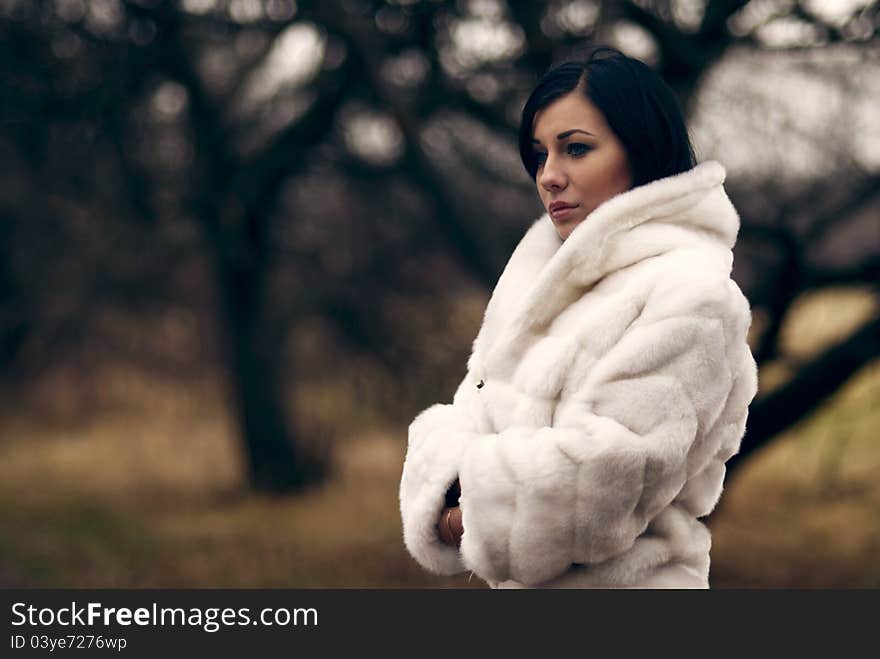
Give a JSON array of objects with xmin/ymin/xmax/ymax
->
[{"xmin": 531, "ymin": 128, "xmax": 595, "ymax": 144}]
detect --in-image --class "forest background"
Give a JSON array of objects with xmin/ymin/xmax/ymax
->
[{"xmin": 1, "ymin": 0, "xmax": 878, "ymax": 587}]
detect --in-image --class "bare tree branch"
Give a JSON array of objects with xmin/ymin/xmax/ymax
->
[{"xmin": 726, "ymin": 311, "xmax": 880, "ymax": 474}]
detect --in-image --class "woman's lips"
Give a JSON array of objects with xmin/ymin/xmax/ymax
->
[{"xmin": 549, "ymin": 204, "xmax": 579, "ymax": 221}]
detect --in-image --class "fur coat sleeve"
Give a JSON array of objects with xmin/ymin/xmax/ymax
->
[{"xmin": 399, "ymin": 161, "xmax": 758, "ymax": 587}]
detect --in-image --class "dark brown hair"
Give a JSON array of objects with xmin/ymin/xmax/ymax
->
[{"xmin": 519, "ymin": 46, "xmax": 696, "ymax": 187}]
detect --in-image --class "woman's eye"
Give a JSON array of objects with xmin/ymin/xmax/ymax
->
[
  {"xmin": 567, "ymin": 142, "xmax": 591, "ymax": 157},
  {"xmin": 534, "ymin": 151, "xmax": 547, "ymax": 167}
]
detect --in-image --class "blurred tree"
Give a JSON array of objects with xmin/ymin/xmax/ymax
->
[{"xmin": 0, "ymin": 0, "xmax": 877, "ymax": 491}]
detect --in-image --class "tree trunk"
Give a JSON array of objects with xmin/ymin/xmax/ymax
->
[{"xmin": 216, "ymin": 259, "xmax": 309, "ymax": 493}]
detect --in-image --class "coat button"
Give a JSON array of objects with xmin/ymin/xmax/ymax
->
[{"xmin": 477, "ymin": 380, "xmax": 484, "ymax": 389}]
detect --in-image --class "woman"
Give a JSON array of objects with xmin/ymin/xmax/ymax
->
[{"xmin": 399, "ymin": 47, "xmax": 758, "ymax": 588}]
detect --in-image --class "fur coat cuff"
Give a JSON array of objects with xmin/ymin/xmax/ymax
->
[{"xmin": 399, "ymin": 403, "xmax": 473, "ymax": 576}]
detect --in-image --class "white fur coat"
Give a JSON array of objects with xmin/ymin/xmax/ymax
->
[{"xmin": 399, "ymin": 161, "xmax": 759, "ymax": 588}]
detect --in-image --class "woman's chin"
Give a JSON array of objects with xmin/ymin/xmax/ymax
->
[{"xmin": 552, "ymin": 215, "xmax": 586, "ymax": 241}]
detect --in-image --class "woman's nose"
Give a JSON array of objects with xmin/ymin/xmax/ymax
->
[{"xmin": 539, "ymin": 157, "xmax": 567, "ymax": 191}]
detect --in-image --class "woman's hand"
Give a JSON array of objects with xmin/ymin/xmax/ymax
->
[{"xmin": 437, "ymin": 506, "xmax": 463, "ymax": 547}]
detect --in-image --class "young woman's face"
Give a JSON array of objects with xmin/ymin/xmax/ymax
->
[{"xmin": 531, "ymin": 91, "xmax": 632, "ymax": 241}]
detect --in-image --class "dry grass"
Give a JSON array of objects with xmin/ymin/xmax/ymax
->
[
  {"xmin": 0, "ymin": 377, "xmax": 478, "ymax": 588},
  {"xmin": 705, "ymin": 286, "xmax": 880, "ymax": 587},
  {"xmin": 708, "ymin": 358, "xmax": 880, "ymax": 588},
  {"xmin": 0, "ymin": 286, "xmax": 877, "ymax": 588}
]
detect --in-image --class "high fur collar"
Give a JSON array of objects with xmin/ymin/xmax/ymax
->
[{"xmin": 467, "ymin": 161, "xmax": 740, "ymax": 379}]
